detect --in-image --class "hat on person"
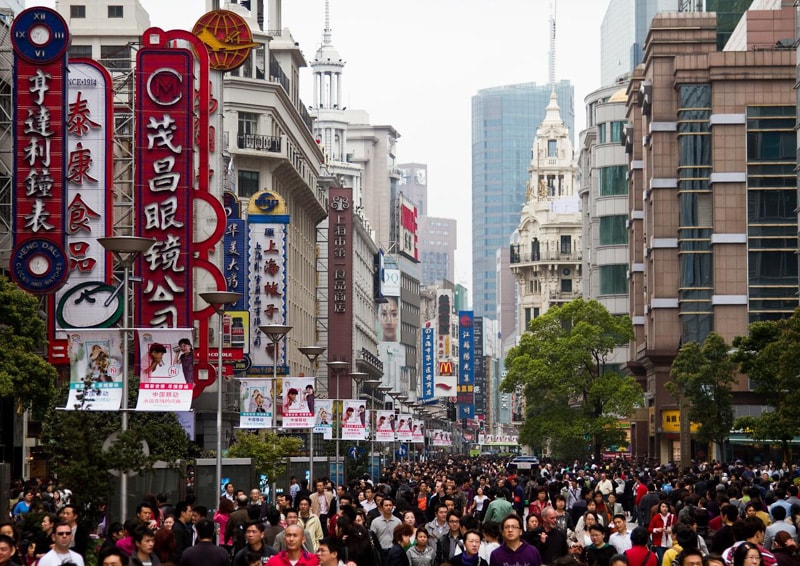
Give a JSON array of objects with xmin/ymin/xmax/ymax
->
[{"xmin": 716, "ymin": 484, "xmax": 727, "ymax": 492}]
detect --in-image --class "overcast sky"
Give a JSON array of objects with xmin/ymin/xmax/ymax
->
[{"xmin": 30, "ymin": 0, "xmax": 611, "ymax": 296}]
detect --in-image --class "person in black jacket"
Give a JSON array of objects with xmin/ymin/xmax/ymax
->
[
  {"xmin": 386, "ymin": 524, "xmax": 414, "ymax": 566},
  {"xmin": 171, "ymin": 502, "xmax": 194, "ymax": 562}
]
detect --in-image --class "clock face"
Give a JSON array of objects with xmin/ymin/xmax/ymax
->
[{"xmin": 29, "ymin": 24, "xmax": 50, "ymax": 46}]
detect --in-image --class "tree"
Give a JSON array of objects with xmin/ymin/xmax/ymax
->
[
  {"xmin": 226, "ymin": 430, "xmax": 303, "ymax": 484},
  {"xmin": 41, "ymin": 376, "xmax": 201, "ymax": 519},
  {"xmin": 730, "ymin": 309, "xmax": 800, "ymax": 461},
  {"xmin": 666, "ymin": 332, "xmax": 736, "ymax": 460},
  {"xmin": 502, "ymin": 298, "xmax": 641, "ymax": 460},
  {"xmin": 0, "ymin": 277, "xmax": 57, "ymax": 412}
]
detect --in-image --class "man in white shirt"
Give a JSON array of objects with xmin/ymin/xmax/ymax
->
[
  {"xmin": 38, "ymin": 523, "xmax": 84, "ymax": 566},
  {"xmin": 609, "ymin": 514, "xmax": 632, "ymax": 553}
]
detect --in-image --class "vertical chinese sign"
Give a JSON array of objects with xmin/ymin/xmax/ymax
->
[
  {"xmin": 135, "ymin": 34, "xmax": 194, "ymax": 328},
  {"xmin": 457, "ymin": 311, "xmax": 475, "ymax": 419},
  {"xmin": 10, "ymin": 7, "xmax": 71, "ymax": 295},
  {"xmin": 420, "ymin": 324, "xmax": 435, "ymax": 402}
]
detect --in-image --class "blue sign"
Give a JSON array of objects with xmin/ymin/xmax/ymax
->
[
  {"xmin": 349, "ymin": 446, "xmax": 364, "ymax": 459},
  {"xmin": 457, "ymin": 311, "xmax": 475, "ymax": 419}
]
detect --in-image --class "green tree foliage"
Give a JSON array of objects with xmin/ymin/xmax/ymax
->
[
  {"xmin": 730, "ymin": 309, "xmax": 800, "ymax": 461},
  {"xmin": 41, "ymin": 376, "xmax": 200, "ymax": 519},
  {"xmin": 227, "ymin": 430, "xmax": 302, "ymax": 483},
  {"xmin": 0, "ymin": 277, "xmax": 57, "ymax": 412},
  {"xmin": 502, "ymin": 298, "xmax": 641, "ymax": 460},
  {"xmin": 667, "ymin": 332, "xmax": 736, "ymax": 457}
]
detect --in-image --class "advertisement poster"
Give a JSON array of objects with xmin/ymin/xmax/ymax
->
[
  {"xmin": 411, "ymin": 419, "xmax": 425, "ymax": 444},
  {"xmin": 341, "ymin": 400, "xmax": 367, "ymax": 440},
  {"xmin": 136, "ymin": 328, "xmax": 193, "ymax": 411},
  {"xmin": 397, "ymin": 414, "xmax": 413, "ymax": 442},
  {"xmin": 375, "ymin": 409, "xmax": 396, "ymax": 442},
  {"xmin": 282, "ymin": 376, "xmax": 315, "ymax": 428},
  {"xmin": 240, "ymin": 379, "xmax": 273, "ymax": 428},
  {"xmin": 313, "ymin": 399, "xmax": 333, "ymax": 439},
  {"xmin": 432, "ymin": 429, "xmax": 452, "ymax": 447},
  {"xmin": 65, "ymin": 330, "xmax": 123, "ymax": 410}
]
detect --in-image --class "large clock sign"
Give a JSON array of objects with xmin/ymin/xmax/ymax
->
[{"xmin": 11, "ymin": 8, "xmax": 69, "ymax": 63}]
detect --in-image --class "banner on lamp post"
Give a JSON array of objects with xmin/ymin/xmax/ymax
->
[{"xmin": 135, "ymin": 328, "xmax": 194, "ymax": 411}]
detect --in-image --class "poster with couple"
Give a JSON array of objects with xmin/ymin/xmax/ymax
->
[
  {"xmin": 239, "ymin": 380, "xmax": 273, "ymax": 428},
  {"xmin": 374, "ymin": 410, "xmax": 396, "ymax": 442},
  {"xmin": 136, "ymin": 328, "xmax": 194, "ymax": 411},
  {"xmin": 341, "ymin": 400, "xmax": 367, "ymax": 440},
  {"xmin": 431, "ymin": 429, "xmax": 452, "ymax": 446},
  {"xmin": 64, "ymin": 330, "xmax": 124, "ymax": 411},
  {"xmin": 282, "ymin": 377, "xmax": 315, "ymax": 428},
  {"xmin": 411, "ymin": 418, "xmax": 425, "ymax": 444}
]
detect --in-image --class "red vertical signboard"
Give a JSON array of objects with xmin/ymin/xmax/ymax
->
[{"xmin": 135, "ymin": 36, "xmax": 194, "ymax": 328}]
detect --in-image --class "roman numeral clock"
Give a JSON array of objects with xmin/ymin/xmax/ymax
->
[{"xmin": 12, "ymin": 8, "xmax": 69, "ymax": 63}]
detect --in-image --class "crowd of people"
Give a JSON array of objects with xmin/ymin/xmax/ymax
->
[{"xmin": 4, "ymin": 457, "xmax": 800, "ymax": 566}]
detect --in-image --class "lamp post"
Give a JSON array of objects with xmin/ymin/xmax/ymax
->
[
  {"xmin": 199, "ymin": 291, "xmax": 242, "ymax": 504},
  {"xmin": 259, "ymin": 324, "xmax": 292, "ymax": 501},
  {"xmin": 363, "ymin": 378, "xmax": 382, "ymax": 480},
  {"xmin": 298, "ymin": 346, "xmax": 325, "ymax": 483},
  {"xmin": 349, "ymin": 372, "xmax": 368, "ymax": 400},
  {"xmin": 326, "ymin": 360, "xmax": 349, "ymax": 484},
  {"xmin": 377, "ymin": 385, "xmax": 393, "ymax": 471},
  {"xmin": 97, "ymin": 236, "xmax": 155, "ymax": 522}
]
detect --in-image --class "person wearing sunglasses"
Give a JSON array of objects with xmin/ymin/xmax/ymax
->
[{"xmin": 37, "ymin": 523, "xmax": 84, "ymax": 566}]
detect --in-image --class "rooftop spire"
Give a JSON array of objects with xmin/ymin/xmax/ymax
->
[
  {"xmin": 323, "ymin": 0, "xmax": 332, "ymax": 45},
  {"xmin": 549, "ymin": 0, "xmax": 557, "ymax": 92}
]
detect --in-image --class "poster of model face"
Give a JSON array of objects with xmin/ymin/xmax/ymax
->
[
  {"xmin": 282, "ymin": 376, "xmax": 314, "ymax": 428},
  {"xmin": 397, "ymin": 414, "xmax": 413, "ymax": 442},
  {"xmin": 239, "ymin": 379, "xmax": 273, "ymax": 428},
  {"xmin": 313, "ymin": 399, "xmax": 333, "ymax": 439},
  {"xmin": 65, "ymin": 330, "xmax": 124, "ymax": 411},
  {"xmin": 136, "ymin": 328, "xmax": 194, "ymax": 411},
  {"xmin": 341, "ymin": 400, "xmax": 367, "ymax": 440},
  {"xmin": 411, "ymin": 419, "xmax": 425, "ymax": 444},
  {"xmin": 375, "ymin": 410, "xmax": 395, "ymax": 442}
]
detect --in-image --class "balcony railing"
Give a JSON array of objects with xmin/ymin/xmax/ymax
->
[
  {"xmin": 237, "ymin": 133, "xmax": 282, "ymax": 153},
  {"xmin": 510, "ymin": 244, "xmax": 581, "ymax": 264}
]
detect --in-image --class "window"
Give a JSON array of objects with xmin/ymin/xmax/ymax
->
[
  {"xmin": 70, "ymin": 45, "xmax": 92, "ymax": 59},
  {"xmin": 238, "ymin": 112, "xmax": 258, "ymax": 135},
  {"xmin": 561, "ymin": 279, "xmax": 573, "ymax": 293},
  {"xmin": 100, "ymin": 45, "xmax": 131, "ymax": 71},
  {"xmin": 610, "ymin": 121, "xmax": 624, "ymax": 143},
  {"xmin": 599, "ymin": 265, "xmax": 629, "ymax": 295},
  {"xmin": 560, "ymin": 235, "xmax": 571, "ymax": 255},
  {"xmin": 598, "ymin": 123, "xmax": 606, "ymax": 143},
  {"xmin": 547, "ymin": 139, "xmax": 557, "ymax": 157},
  {"xmin": 108, "ymin": 5, "xmax": 123, "ymax": 17},
  {"xmin": 599, "ymin": 215, "xmax": 628, "ymax": 246},
  {"xmin": 70, "ymin": 5, "xmax": 86, "ymax": 18},
  {"xmin": 238, "ymin": 170, "xmax": 260, "ymax": 199},
  {"xmin": 599, "ymin": 166, "xmax": 627, "ymax": 196}
]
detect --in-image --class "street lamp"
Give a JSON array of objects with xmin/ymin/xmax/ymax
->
[
  {"xmin": 298, "ymin": 346, "xmax": 325, "ymax": 483},
  {"xmin": 97, "ymin": 236, "xmax": 155, "ymax": 522},
  {"xmin": 199, "ymin": 291, "xmax": 242, "ymax": 504},
  {"xmin": 349, "ymin": 372, "xmax": 368, "ymax": 399},
  {"xmin": 326, "ymin": 360, "xmax": 349, "ymax": 484},
  {"xmin": 363, "ymin": 378, "xmax": 382, "ymax": 479},
  {"xmin": 259, "ymin": 324, "xmax": 292, "ymax": 502}
]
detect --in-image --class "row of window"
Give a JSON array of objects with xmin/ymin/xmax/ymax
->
[
  {"xmin": 70, "ymin": 5, "xmax": 123, "ymax": 18},
  {"xmin": 597, "ymin": 121, "xmax": 625, "ymax": 144}
]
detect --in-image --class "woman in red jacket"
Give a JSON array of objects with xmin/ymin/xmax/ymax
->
[{"xmin": 648, "ymin": 501, "xmax": 675, "ymax": 563}]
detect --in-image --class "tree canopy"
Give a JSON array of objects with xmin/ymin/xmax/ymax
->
[
  {"xmin": 667, "ymin": 332, "xmax": 736, "ymax": 457},
  {"xmin": 502, "ymin": 298, "xmax": 641, "ymax": 460},
  {"xmin": 227, "ymin": 430, "xmax": 303, "ymax": 483},
  {"xmin": 0, "ymin": 277, "xmax": 57, "ymax": 413},
  {"xmin": 731, "ymin": 308, "xmax": 800, "ymax": 461}
]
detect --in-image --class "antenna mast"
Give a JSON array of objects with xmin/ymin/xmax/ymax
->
[{"xmin": 549, "ymin": 0, "xmax": 557, "ymax": 90}]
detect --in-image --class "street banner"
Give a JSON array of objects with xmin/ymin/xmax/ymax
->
[
  {"xmin": 239, "ymin": 378, "xmax": 273, "ymax": 428},
  {"xmin": 432, "ymin": 429, "xmax": 452, "ymax": 447},
  {"xmin": 282, "ymin": 376, "xmax": 314, "ymax": 428},
  {"xmin": 65, "ymin": 329, "xmax": 123, "ymax": 410},
  {"xmin": 420, "ymin": 325, "xmax": 435, "ymax": 401},
  {"xmin": 375, "ymin": 409, "xmax": 395, "ymax": 442},
  {"xmin": 135, "ymin": 328, "xmax": 193, "ymax": 411},
  {"xmin": 342, "ymin": 400, "xmax": 367, "ymax": 440},
  {"xmin": 411, "ymin": 419, "xmax": 425, "ymax": 444},
  {"xmin": 397, "ymin": 414, "xmax": 413, "ymax": 442},
  {"xmin": 313, "ymin": 399, "xmax": 333, "ymax": 439}
]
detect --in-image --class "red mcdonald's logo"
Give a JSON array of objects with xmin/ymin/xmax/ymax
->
[{"xmin": 438, "ymin": 361, "xmax": 453, "ymax": 376}]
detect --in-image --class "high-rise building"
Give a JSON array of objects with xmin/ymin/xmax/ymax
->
[
  {"xmin": 398, "ymin": 163, "xmax": 427, "ymax": 216},
  {"xmin": 471, "ymin": 80, "xmax": 574, "ymax": 323},
  {"xmin": 600, "ymin": 0, "xmax": 679, "ymax": 86},
  {"xmin": 418, "ymin": 216, "xmax": 457, "ymax": 286},
  {"xmin": 624, "ymin": 8, "xmax": 797, "ymax": 460}
]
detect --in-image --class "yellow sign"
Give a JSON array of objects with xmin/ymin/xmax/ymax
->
[{"xmin": 662, "ymin": 410, "xmax": 699, "ymax": 433}]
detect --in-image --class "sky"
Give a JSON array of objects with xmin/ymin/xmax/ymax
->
[{"xmin": 29, "ymin": 0, "xmax": 611, "ymax": 296}]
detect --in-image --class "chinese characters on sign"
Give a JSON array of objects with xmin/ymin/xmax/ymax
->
[
  {"xmin": 420, "ymin": 325, "xmax": 435, "ymax": 401},
  {"xmin": 135, "ymin": 47, "xmax": 194, "ymax": 328},
  {"xmin": 457, "ymin": 311, "xmax": 475, "ymax": 419}
]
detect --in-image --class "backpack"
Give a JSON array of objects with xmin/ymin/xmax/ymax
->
[{"xmin": 369, "ymin": 530, "xmax": 385, "ymax": 566}]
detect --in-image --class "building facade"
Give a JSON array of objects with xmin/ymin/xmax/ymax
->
[
  {"xmin": 624, "ymin": 9, "xmax": 797, "ymax": 461},
  {"xmin": 471, "ymin": 81, "xmax": 575, "ymax": 323}
]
